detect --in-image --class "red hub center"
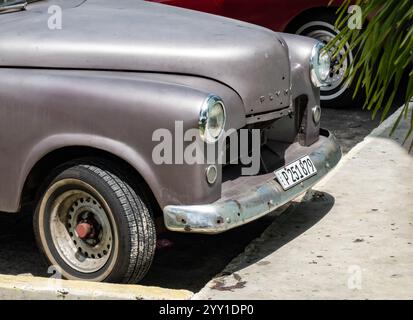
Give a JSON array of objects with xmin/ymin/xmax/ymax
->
[{"xmin": 76, "ymin": 222, "xmax": 93, "ymax": 239}]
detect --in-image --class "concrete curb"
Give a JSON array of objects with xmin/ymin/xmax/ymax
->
[{"xmin": 0, "ymin": 274, "xmax": 193, "ymax": 300}]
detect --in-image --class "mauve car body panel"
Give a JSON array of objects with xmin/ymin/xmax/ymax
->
[
  {"xmin": 0, "ymin": 0, "xmax": 337, "ymax": 218},
  {"xmin": 0, "ymin": 0, "xmax": 292, "ymax": 114}
]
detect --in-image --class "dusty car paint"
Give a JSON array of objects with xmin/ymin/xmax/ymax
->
[
  {"xmin": 1, "ymin": 0, "xmax": 291, "ymax": 115},
  {"xmin": 0, "ymin": 0, "xmax": 340, "ymax": 235}
]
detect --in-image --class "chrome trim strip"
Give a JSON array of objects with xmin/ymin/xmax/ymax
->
[
  {"xmin": 0, "ymin": 1, "xmax": 27, "ymax": 13},
  {"xmin": 245, "ymin": 106, "xmax": 293, "ymax": 125}
]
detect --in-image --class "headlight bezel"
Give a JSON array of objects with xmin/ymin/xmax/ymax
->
[
  {"xmin": 310, "ymin": 42, "xmax": 331, "ymax": 87},
  {"xmin": 199, "ymin": 95, "xmax": 226, "ymax": 144}
]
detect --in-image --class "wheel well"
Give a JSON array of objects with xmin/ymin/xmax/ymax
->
[
  {"xmin": 285, "ymin": 7, "xmax": 339, "ymax": 33},
  {"xmin": 21, "ymin": 147, "xmax": 161, "ymax": 216}
]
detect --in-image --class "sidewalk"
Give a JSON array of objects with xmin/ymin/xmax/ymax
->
[{"xmin": 195, "ymin": 105, "xmax": 413, "ymax": 300}]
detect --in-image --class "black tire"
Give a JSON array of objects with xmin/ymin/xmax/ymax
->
[
  {"xmin": 288, "ymin": 10, "xmax": 364, "ymax": 108},
  {"xmin": 33, "ymin": 160, "xmax": 156, "ymax": 284}
]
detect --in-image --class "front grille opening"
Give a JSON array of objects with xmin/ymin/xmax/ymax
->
[{"xmin": 222, "ymin": 121, "xmax": 292, "ymax": 181}]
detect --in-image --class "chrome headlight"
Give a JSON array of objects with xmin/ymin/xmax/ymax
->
[
  {"xmin": 310, "ymin": 42, "xmax": 331, "ymax": 87},
  {"xmin": 199, "ymin": 95, "xmax": 226, "ymax": 143}
]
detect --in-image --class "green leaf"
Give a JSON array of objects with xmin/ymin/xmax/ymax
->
[{"xmin": 330, "ymin": 0, "xmax": 413, "ymax": 147}]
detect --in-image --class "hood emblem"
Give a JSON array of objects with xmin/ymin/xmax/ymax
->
[{"xmin": 259, "ymin": 89, "xmax": 289, "ymax": 104}]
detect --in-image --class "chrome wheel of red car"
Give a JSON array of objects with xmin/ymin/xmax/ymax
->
[
  {"xmin": 290, "ymin": 11, "xmax": 364, "ymax": 108},
  {"xmin": 299, "ymin": 25, "xmax": 352, "ymax": 98}
]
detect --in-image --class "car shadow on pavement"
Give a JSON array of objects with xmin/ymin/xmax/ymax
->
[
  {"xmin": 0, "ymin": 191, "xmax": 334, "ymax": 293},
  {"xmin": 214, "ymin": 190, "xmax": 335, "ymax": 277},
  {"xmin": 0, "ymin": 207, "xmax": 280, "ymax": 291},
  {"xmin": 0, "ymin": 210, "xmax": 47, "ymax": 278},
  {"xmin": 141, "ymin": 212, "xmax": 280, "ymax": 292},
  {"xmin": 142, "ymin": 191, "xmax": 335, "ymax": 292}
]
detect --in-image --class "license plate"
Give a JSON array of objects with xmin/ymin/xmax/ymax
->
[{"xmin": 274, "ymin": 155, "xmax": 317, "ymax": 190}]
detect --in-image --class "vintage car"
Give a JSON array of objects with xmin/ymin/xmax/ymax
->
[
  {"xmin": 0, "ymin": 0, "xmax": 341, "ymax": 283},
  {"xmin": 149, "ymin": 0, "xmax": 358, "ymax": 108}
]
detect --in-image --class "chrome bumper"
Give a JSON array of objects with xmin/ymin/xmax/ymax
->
[{"xmin": 163, "ymin": 130, "xmax": 341, "ymax": 234}]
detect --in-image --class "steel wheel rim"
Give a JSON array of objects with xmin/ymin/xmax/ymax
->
[
  {"xmin": 44, "ymin": 180, "xmax": 117, "ymax": 274},
  {"xmin": 296, "ymin": 21, "xmax": 354, "ymax": 100}
]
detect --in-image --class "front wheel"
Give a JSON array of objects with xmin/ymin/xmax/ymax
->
[{"xmin": 33, "ymin": 161, "xmax": 156, "ymax": 284}]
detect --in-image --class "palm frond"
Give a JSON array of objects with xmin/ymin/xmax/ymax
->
[{"xmin": 327, "ymin": 0, "xmax": 413, "ymax": 150}]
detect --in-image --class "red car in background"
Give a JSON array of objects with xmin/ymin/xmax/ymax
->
[{"xmin": 149, "ymin": 0, "xmax": 355, "ymax": 108}]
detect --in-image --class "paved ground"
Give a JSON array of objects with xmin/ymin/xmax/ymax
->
[
  {"xmin": 0, "ymin": 105, "xmax": 389, "ymax": 292},
  {"xmin": 195, "ymin": 105, "xmax": 413, "ymax": 299},
  {"xmin": 321, "ymin": 107, "xmax": 381, "ymax": 154},
  {"xmin": 0, "ymin": 202, "xmax": 284, "ymax": 292}
]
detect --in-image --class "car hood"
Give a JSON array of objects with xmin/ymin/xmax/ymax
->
[{"xmin": 0, "ymin": 0, "xmax": 292, "ymax": 115}]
